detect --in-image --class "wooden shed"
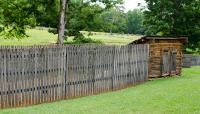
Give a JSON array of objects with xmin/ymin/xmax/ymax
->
[{"xmin": 130, "ymin": 36, "xmax": 187, "ymax": 78}]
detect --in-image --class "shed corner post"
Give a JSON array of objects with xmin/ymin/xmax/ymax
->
[{"xmin": 147, "ymin": 44, "xmax": 150, "ymax": 80}]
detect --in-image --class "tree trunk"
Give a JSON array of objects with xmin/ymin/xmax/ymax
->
[{"xmin": 57, "ymin": 0, "xmax": 67, "ymax": 44}]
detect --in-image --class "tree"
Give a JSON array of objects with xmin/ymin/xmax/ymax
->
[
  {"xmin": 97, "ymin": 8, "xmax": 126, "ymax": 34},
  {"xmin": 58, "ymin": 0, "xmax": 67, "ymax": 44},
  {"xmin": 0, "ymin": 0, "xmax": 124, "ymax": 44},
  {"xmin": 0, "ymin": 0, "xmax": 59, "ymax": 39},
  {"xmin": 57, "ymin": 0, "xmax": 124, "ymax": 41},
  {"xmin": 67, "ymin": 1, "xmax": 104, "ymax": 36},
  {"xmin": 56, "ymin": 0, "xmax": 124, "ymax": 44},
  {"xmin": 32, "ymin": 0, "xmax": 59, "ymax": 28},
  {"xmin": 0, "ymin": 0, "xmax": 36, "ymax": 39},
  {"xmin": 127, "ymin": 9, "xmax": 144, "ymax": 34},
  {"xmin": 144, "ymin": 0, "xmax": 200, "ymax": 52}
]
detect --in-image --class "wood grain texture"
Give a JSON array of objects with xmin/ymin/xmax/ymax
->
[
  {"xmin": 182, "ymin": 54, "xmax": 200, "ymax": 67},
  {"xmin": 149, "ymin": 43, "xmax": 183, "ymax": 78},
  {"xmin": 0, "ymin": 45, "xmax": 149, "ymax": 109}
]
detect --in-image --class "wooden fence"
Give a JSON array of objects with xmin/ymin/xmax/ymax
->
[
  {"xmin": 191, "ymin": 56, "xmax": 200, "ymax": 66},
  {"xmin": 182, "ymin": 54, "xmax": 200, "ymax": 67},
  {"xmin": 0, "ymin": 44, "xmax": 149, "ymax": 109},
  {"xmin": 182, "ymin": 54, "xmax": 192, "ymax": 67}
]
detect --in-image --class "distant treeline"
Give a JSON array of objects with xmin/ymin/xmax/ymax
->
[
  {"xmin": 33, "ymin": 1, "xmax": 145, "ymax": 35},
  {"xmin": 0, "ymin": 0, "xmax": 199, "ymax": 53}
]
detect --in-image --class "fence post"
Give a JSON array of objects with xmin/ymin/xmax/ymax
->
[
  {"xmin": 111, "ymin": 46, "xmax": 116, "ymax": 90},
  {"xmin": 92, "ymin": 47, "xmax": 96, "ymax": 94},
  {"xmin": 0, "ymin": 44, "xmax": 150, "ymax": 109},
  {"xmin": 64, "ymin": 46, "xmax": 68, "ymax": 98},
  {"xmin": 88, "ymin": 47, "xmax": 96, "ymax": 94},
  {"xmin": 146, "ymin": 44, "xmax": 150, "ymax": 80}
]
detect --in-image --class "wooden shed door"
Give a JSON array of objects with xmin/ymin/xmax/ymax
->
[
  {"xmin": 162, "ymin": 50, "xmax": 170, "ymax": 75},
  {"xmin": 171, "ymin": 50, "xmax": 177, "ymax": 74}
]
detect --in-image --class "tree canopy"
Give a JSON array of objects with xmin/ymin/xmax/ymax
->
[
  {"xmin": 0, "ymin": 0, "xmax": 124, "ymax": 40},
  {"xmin": 127, "ymin": 9, "xmax": 145, "ymax": 34},
  {"xmin": 0, "ymin": 0, "xmax": 36, "ymax": 39},
  {"xmin": 0, "ymin": 0, "xmax": 199, "ymax": 51},
  {"xmin": 144, "ymin": 0, "xmax": 200, "ymax": 52}
]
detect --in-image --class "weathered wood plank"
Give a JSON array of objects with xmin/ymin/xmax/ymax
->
[{"xmin": 0, "ymin": 45, "xmax": 149, "ymax": 109}]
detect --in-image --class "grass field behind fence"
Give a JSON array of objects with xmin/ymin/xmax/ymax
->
[
  {"xmin": 0, "ymin": 29, "xmax": 140, "ymax": 46},
  {"xmin": 0, "ymin": 66, "xmax": 200, "ymax": 114},
  {"xmin": 0, "ymin": 29, "xmax": 57, "ymax": 46}
]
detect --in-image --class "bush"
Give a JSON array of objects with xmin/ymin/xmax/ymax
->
[
  {"xmin": 48, "ymin": 28, "xmax": 68, "ymax": 35},
  {"xmin": 65, "ymin": 32, "xmax": 102, "ymax": 44},
  {"xmin": 48, "ymin": 29, "xmax": 102, "ymax": 44},
  {"xmin": 65, "ymin": 37, "xmax": 102, "ymax": 44},
  {"xmin": 48, "ymin": 28, "xmax": 57, "ymax": 34}
]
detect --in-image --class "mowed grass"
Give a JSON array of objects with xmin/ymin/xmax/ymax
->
[
  {"xmin": 81, "ymin": 31, "xmax": 140, "ymax": 45},
  {"xmin": 0, "ymin": 29, "xmax": 57, "ymax": 46},
  {"xmin": 0, "ymin": 66, "xmax": 200, "ymax": 114},
  {"xmin": 0, "ymin": 29, "xmax": 140, "ymax": 46}
]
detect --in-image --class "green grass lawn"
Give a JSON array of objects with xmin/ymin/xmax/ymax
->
[
  {"xmin": 0, "ymin": 29, "xmax": 139, "ymax": 46},
  {"xmin": 0, "ymin": 29, "xmax": 58, "ymax": 46},
  {"xmin": 81, "ymin": 31, "xmax": 140, "ymax": 45},
  {"xmin": 0, "ymin": 66, "xmax": 200, "ymax": 114}
]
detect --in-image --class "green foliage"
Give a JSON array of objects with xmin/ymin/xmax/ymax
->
[
  {"xmin": 67, "ymin": 1, "xmax": 104, "ymax": 35},
  {"xmin": 68, "ymin": 5, "xmax": 145, "ymax": 35},
  {"xmin": 68, "ymin": 4, "xmax": 144, "ymax": 35},
  {"xmin": 55, "ymin": 0, "xmax": 127, "ymax": 43},
  {"xmin": 0, "ymin": 0, "xmax": 36, "ymax": 39},
  {"xmin": 38, "ymin": 0, "xmax": 126, "ymax": 41},
  {"xmin": 90, "ymin": 0, "xmax": 124, "ymax": 9},
  {"xmin": 144, "ymin": 0, "xmax": 200, "ymax": 52},
  {"xmin": 0, "ymin": 0, "xmax": 145, "ymax": 41},
  {"xmin": 65, "ymin": 33, "xmax": 102, "ymax": 44},
  {"xmin": 39, "ymin": 0, "xmax": 124, "ymax": 36},
  {"xmin": 127, "ymin": 9, "xmax": 145, "ymax": 34},
  {"xmin": 0, "ymin": 29, "xmax": 140, "ymax": 46},
  {"xmin": 66, "ymin": 37, "xmax": 102, "ymax": 44},
  {"xmin": 31, "ymin": 0, "xmax": 59, "ymax": 28},
  {"xmin": 81, "ymin": 31, "xmax": 140, "ymax": 45},
  {"xmin": 97, "ymin": 7, "xmax": 127, "ymax": 34}
]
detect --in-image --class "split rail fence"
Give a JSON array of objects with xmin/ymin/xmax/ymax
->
[{"xmin": 0, "ymin": 44, "xmax": 149, "ymax": 109}]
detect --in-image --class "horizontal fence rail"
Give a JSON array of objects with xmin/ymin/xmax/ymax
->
[
  {"xmin": 182, "ymin": 54, "xmax": 200, "ymax": 67},
  {"xmin": 0, "ymin": 44, "xmax": 149, "ymax": 109}
]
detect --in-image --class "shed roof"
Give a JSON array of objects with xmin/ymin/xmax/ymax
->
[{"xmin": 130, "ymin": 36, "xmax": 188, "ymax": 44}]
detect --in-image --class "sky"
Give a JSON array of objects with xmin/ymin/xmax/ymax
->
[{"xmin": 123, "ymin": 0, "xmax": 146, "ymax": 12}]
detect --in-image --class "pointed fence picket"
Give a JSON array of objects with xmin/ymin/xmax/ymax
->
[{"xmin": 0, "ymin": 44, "xmax": 149, "ymax": 109}]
